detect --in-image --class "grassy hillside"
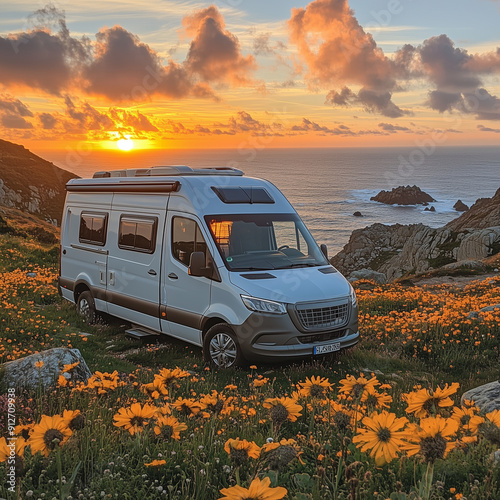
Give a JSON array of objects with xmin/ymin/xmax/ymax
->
[
  {"xmin": 0, "ymin": 232, "xmax": 499, "ymax": 499},
  {"xmin": 0, "ymin": 139, "xmax": 77, "ymax": 225}
]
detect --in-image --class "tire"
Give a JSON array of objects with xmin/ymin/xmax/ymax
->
[
  {"xmin": 77, "ymin": 290, "xmax": 97, "ymax": 324},
  {"xmin": 203, "ymin": 323, "xmax": 243, "ymax": 368}
]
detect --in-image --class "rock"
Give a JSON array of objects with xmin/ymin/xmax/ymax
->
[
  {"xmin": 349, "ymin": 268, "xmax": 387, "ymax": 284},
  {"xmin": 353, "ymin": 211, "xmax": 363, "ymax": 217},
  {"xmin": 370, "ymin": 185, "xmax": 435, "ymax": 206},
  {"xmin": 0, "ymin": 348, "xmax": 92, "ymax": 390},
  {"xmin": 442, "ymin": 260, "xmax": 487, "ymax": 272},
  {"xmin": 424, "ymin": 206, "xmax": 436, "ymax": 212},
  {"xmin": 479, "ymin": 304, "xmax": 500, "ymax": 313},
  {"xmin": 448, "ymin": 187, "xmax": 500, "ymax": 232},
  {"xmin": 454, "ymin": 200, "xmax": 469, "ymax": 212},
  {"xmin": 461, "ymin": 380, "xmax": 500, "ymax": 413}
]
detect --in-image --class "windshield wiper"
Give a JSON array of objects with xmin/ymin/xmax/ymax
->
[{"xmin": 275, "ymin": 262, "xmax": 319, "ymax": 269}]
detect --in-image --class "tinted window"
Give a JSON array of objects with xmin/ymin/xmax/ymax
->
[
  {"xmin": 79, "ymin": 212, "xmax": 107, "ymax": 246},
  {"xmin": 172, "ymin": 217, "xmax": 207, "ymax": 266},
  {"xmin": 118, "ymin": 216, "xmax": 157, "ymax": 253}
]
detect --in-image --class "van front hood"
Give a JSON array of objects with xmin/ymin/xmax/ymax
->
[{"xmin": 228, "ymin": 266, "xmax": 351, "ymax": 304}]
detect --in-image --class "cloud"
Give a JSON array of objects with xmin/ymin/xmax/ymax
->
[
  {"xmin": 0, "ymin": 95, "xmax": 34, "ymax": 117},
  {"xmin": 64, "ymin": 95, "xmax": 114, "ymax": 131},
  {"xmin": 325, "ymin": 86, "xmax": 409, "ymax": 117},
  {"xmin": 290, "ymin": 117, "xmax": 355, "ymax": 135},
  {"xmin": 83, "ymin": 26, "xmax": 215, "ymax": 102},
  {"xmin": 378, "ymin": 122, "xmax": 410, "ymax": 132},
  {"xmin": 0, "ymin": 6, "xmax": 90, "ymax": 95},
  {"xmin": 1, "ymin": 114, "xmax": 33, "ymax": 129},
  {"xmin": 406, "ymin": 35, "xmax": 500, "ymax": 119},
  {"xmin": 477, "ymin": 124, "xmax": 500, "ymax": 133},
  {"xmin": 38, "ymin": 112, "xmax": 57, "ymax": 129},
  {"xmin": 0, "ymin": 5, "xmax": 248, "ymax": 103},
  {"xmin": 184, "ymin": 6, "xmax": 257, "ymax": 86},
  {"xmin": 108, "ymin": 108, "xmax": 158, "ymax": 132},
  {"xmin": 288, "ymin": 0, "xmax": 407, "ymax": 117}
]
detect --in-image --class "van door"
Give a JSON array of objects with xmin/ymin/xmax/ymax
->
[
  {"xmin": 107, "ymin": 213, "xmax": 163, "ymax": 331},
  {"xmin": 161, "ymin": 213, "xmax": 212, "ymax": 345}
]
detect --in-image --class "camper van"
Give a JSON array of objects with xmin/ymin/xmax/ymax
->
[{"xmin": 58, "ymin": 166, "xmax": 359, "ymax": 367}]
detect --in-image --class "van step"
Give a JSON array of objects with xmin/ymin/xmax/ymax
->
[{"xmin": 125, "ymin": 327, "xmax": 161, "ymax": 342}]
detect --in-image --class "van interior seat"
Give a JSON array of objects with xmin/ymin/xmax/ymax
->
[{"xmin": 228, "ymin": 221, "xmax": 271, "ymax": 255}]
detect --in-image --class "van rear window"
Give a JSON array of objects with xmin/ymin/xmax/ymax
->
[
  {"xmin": 79, "ymin": 212, "xmax": 108, "ymax": 246},
  {"xmin": 118, "ymin": 216, "xmax": 157, "ymax": 253},
  {"xmin": 211, "ymin": 186, "xmax": 274, "ymax": 204}
]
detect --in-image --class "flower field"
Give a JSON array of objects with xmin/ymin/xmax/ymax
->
[{"xmin": 0, "ymin": 234, "xmax": 499, "ymax": 499}]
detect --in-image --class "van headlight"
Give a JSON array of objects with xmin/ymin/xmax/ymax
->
[
  {"xmin": 241, "ymin": 295, "xmax": 287, "ymax": 315},
  {"xmin": 349, "ymin": 284, "xmax": 357, "ymax": 308}
]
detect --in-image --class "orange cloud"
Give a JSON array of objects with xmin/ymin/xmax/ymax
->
[{"xmin": 184, "ymin": 6, "xmax": 257, "ymax": 86}]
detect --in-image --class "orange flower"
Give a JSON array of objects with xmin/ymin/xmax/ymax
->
[
  {"xmin": 35, "ymin": 360, "xmax": 44, "ymax": 368},
  {"xmin": 404, "ymin": 383, "xmax": 459, "ymax": 418},
  {"xmin": 113, "ymin": 403, "xmax": 156, "ymax": 435},
  {"xmin": 224, "ymin": 438, "xmax": 260, "ymax": 466}
]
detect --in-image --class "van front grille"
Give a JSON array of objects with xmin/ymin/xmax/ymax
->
[{"xmin": 296, "ymin": 302, "xmax": 349, "ymax": 331}]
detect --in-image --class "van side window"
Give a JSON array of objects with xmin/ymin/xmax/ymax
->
[
  {"xmin": 79, "ymin": 212, "xmax": 108, "ymax": 246},
  {"xmin": 118, "ymin": 216, "xmax": 158, "ymax": 253},
  {"xmin": 172, "ymin": 217, "xmax": 207, "ymax": 266}
]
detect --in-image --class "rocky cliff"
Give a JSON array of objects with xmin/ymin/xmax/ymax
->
[
  {"xmin": 0, "ymin": 139, "xmax": 77, "ymax": 226},
  {"xmin": 332, "ymin": 188, "xmax": 500, "ymax": 282}
]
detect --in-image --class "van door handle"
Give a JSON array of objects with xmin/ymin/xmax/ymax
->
[
  {"xmin": 148, "ymin": 269, "xmax": 157, "ymax": 276},
  {"xmin": 168, "ymin": 272, "xmax": 178, "ymax": 280}
]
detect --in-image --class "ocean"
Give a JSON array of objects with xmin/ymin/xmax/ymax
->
[{"xmin": 42, "ymin": 146, "xmax": 500, "ymax": 255}]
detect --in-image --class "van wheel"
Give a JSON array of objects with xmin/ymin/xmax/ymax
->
[
  {"xmin": 77, "ymin": 291, "xmax": 97, "ymax": 324},
  {"xmin": 203, "ymin": 323, "xmax": 243, "ymax": 368}
]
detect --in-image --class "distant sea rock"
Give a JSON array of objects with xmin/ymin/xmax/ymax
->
[
  {"xmin": 353, "ymin": 211, "xmax": 363, "ymax": 217},
  {"xmin": 370, "ymin": 185, "xmax": 435, "ymax": 205},
  {"xmin": 453, "ymin": 200, "xmax": 469, "ymax": 212},
  {"xmin": 332, "ymin": 187, "xmax": 500, "ymax": 281}
]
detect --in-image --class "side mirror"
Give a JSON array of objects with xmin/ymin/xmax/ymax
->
[
  {"xmin": 320, "ymin": 244, "xmax": 328, "ymax": 260},
  {"xmin": 188, "ymin": 251, "xmax": 207, "ymax": 277}
]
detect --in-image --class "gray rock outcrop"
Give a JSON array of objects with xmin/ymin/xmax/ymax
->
[
  {"xmin": 332, "ymin": 223, "xmax": 500, "ymax": 281},
  {"xmin": 461, "ymin": 380, "xmax": 500, "ymax": 413},
  {"xmin": 371, "ymin": 185, "xmax": 435, "ymax": 205},
  {"xmin": 349, "ymin": 269, "xmax": 387, "ymax": 284},
  {"xmin": 0, "ymin": 348, "xmax": 92, "ymax": 390}
]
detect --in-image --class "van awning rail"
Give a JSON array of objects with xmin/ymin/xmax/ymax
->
[{"xmin": 66, "ymin": 179, "xmax": 181, "ymax": 193}]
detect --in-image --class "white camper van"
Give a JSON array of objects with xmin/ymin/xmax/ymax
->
[{"xmin": 58, "ymin": 166, "xmax": 359, "ymax": 367}]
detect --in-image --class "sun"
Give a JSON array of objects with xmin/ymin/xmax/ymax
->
[{"xmin": 117, "ymin": 137, "xmax": 134, "ymax": 151}]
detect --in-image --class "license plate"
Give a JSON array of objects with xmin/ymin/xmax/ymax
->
[{"xmin": 314, "ymin": 342, "xmax": 341, "ymax": 355}]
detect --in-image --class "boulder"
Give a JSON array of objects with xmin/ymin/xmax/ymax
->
[
  {"xmin": 0, "ymin": 348, "xmax": 92, "ymax": 390},
  {"xmin": 454, "ymin": 200, "xmax": 469, "ymax": 212},
  {"xmin": 353, "ymin": 211, "xmax": 363, "ymax": 217},
  {"xmin": 461, "ymin": 380, "xmax": 500, "ymax": 413},
  {"xmin": 424, "ymin": 206, "xmax": 436, "ymax": 212},
  {"xmin": 370, "ymin": 185, "xmax": 435, "ymax": 206},
  {"xmin": 349, "ymin": 268, "xmax": 387, "ymax": 284}
]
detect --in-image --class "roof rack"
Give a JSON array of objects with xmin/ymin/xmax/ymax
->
[{"xmin": 93, "ymin": 165, "xmax": 244, "ymax": 178}]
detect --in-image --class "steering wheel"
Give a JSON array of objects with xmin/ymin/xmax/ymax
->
[{"xmin": 277, "ymin": 245, "xmax": 290, "ymax": 251}]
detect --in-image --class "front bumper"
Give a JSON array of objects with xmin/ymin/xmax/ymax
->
[{"xmin": 232, "ymin": 305, "xmax": 359, "ymax": 362}]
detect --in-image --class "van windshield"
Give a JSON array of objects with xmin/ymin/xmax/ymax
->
[{"xmin": 205, "ymin": 213, "xmax": 329, "ymax": 271}]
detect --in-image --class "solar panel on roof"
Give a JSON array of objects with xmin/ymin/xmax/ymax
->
[{"xmin": 211, "ymin": 186, "xmax": 275, "ymax": 204}]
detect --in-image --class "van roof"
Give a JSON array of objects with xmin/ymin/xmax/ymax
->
[
  {"xmin": 92, "ymin": 165, "xmax": 244, "ymax": 178},
  {"xmin": 65, "ymin": 165, "xmax": 295, "ymax": 214}
]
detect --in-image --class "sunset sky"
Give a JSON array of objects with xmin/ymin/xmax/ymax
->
[{"xmin": 1, "ymin": 0, "xmax": 500, "ymax": 152}]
